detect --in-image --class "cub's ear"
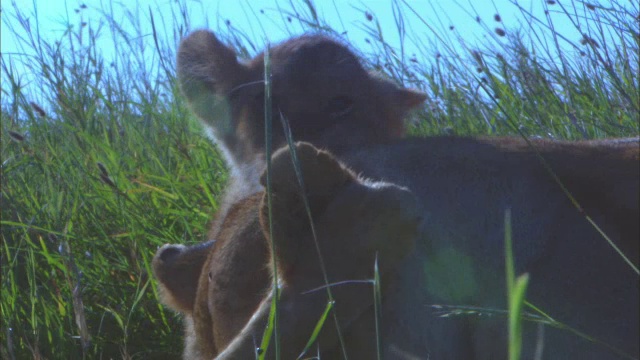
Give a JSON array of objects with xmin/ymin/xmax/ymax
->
[
  {"xmin": 260, "ymin": 142, "xmax": 355, "ymax": 220},
  {"xmin": 396, "ymin": 88, "xmax": 428, "ymax": 110},
  {"xmin": 260, "ymin": 142, "xmax": 354, "ymax": 198},
  {"xmin": 177, "ymin": 30, "xmax": 249, "ymax": 128},
  {"xmin": 152, "ymin": 241, "xmax": 214, "ymax": 313},
  {"xmin": 368, "ymin": 71, "xmax": 427, "ymax": 111},
  {"xmin": 387, "ymin": 87, "xmax": 427, "ymax": 136}
]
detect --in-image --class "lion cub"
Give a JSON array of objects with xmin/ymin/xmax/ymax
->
[{"xmin": 154, "ymin": 142, "xmax": 419, "ymax": 359}]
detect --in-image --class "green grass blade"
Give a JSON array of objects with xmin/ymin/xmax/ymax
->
[
  {"xmin": 373, "ymin": 256, "xmax": 382, "ymax": 360},
  {"xmin": 261, "ymin": 41, "xmax": 280, "ymax": 360},
  {"xmin": 508, "ymin": 274, "xmax": 530, "ymax": 360},
  {"xmin": 279, "ymin": 112, "xmax": 349, "ymax": 359},
  {"xmin": 297, "ymin": 300, "xmax": 334, "ymax": 359},
  {"xmin": 504, "ymin": 209, "xmax": 529, "ymax": 360},
  {"xmin": 259, "ymin": 289, "xmax": 278, "ymax": 360}
]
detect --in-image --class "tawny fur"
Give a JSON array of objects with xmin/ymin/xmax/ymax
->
[
  {"xmin": 153, "ymin": 30, "xmax": 639, "ymax": 360},
  {"xmin": 215, "ymin": 142, "xmax": 420, "ymax": 359}
]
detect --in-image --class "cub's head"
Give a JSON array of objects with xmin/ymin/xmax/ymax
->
[
  {"xmin": 177, "ymin": 30, "xmax": 426, "ymax": 170},
  {"xmin": 152, "ymin": 240, "xmax": 214, "ymax": 314},
  {"xmin": 259, "ymin": 142, "xmax": 421, "ymax": 282}
]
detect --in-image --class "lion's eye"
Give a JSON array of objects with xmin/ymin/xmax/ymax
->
[{"xmin": 325, "ymin": 96, "xmax": 354, "ymax": 117}]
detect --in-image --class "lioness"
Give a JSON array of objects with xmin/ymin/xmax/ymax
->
[{"xmin": 155, "ymin": 31, "xmax": 639, "ymax": 359}]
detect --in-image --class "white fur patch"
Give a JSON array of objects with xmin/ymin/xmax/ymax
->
[{"xmin": 204, "ymin": 125, "xmax": 263, "ymax": 196}]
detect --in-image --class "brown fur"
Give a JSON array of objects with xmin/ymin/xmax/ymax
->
[
  {"xmin": 215, "ymin": 142, "xmax": 419, "ymax": 359},
  {"xmin": 152, "ymin": 240, "xmax": 214, "ymax": 313},
  {"xmin": 153, "ymin": 196, "xmax": 268, "ymax": 358},
  {"xmin": 154, "ymin": 31, "xmax": 639, "ymax": 359}
]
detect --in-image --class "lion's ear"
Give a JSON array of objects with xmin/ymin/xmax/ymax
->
[
  {"xmin": 259, "ymin": 146, "xmax": 296, "ymax": 191},
  {"xmin": 262, "ymin": 143, "xmax": 356, "ymax": 221},
  {"xmin": 177, "ymin": 30, "xmax": 244, "ymax": 94},
  {"xmin": 177, "ymin": 30, "xmax": 248, "ymax": 129},
  {"xmin": 396, "ymin": 88, "xmax": 427, "ymax": 110},
  {"xmin": 261, "ymin": 142, "xmax": 354, "ymax": 195}
]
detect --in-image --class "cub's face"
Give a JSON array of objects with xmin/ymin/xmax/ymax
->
[{"xmin": 177, "ymin": 30, "xmax": 426, "ymax": 167}]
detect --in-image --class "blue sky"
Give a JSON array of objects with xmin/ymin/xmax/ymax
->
[
  {"xmin": 1, "ymin": 0, "xmax": 598, "ymax": 100},
  {"xmin": 1, "ymin": 0, "xmax": 584, "ymax": 58}
]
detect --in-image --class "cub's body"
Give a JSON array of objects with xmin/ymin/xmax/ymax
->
[
  {"xmin": 211, "ymin": 136, "xmax": 638, "ymax": 359},
  {"xmin": 340, "ymin": 136, "xmax": 638, "ymax": 359}
]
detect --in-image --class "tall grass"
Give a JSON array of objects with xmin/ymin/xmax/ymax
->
[{"xmin": 1, "ymin": 0, "xmax": 638, "ymax": 358}]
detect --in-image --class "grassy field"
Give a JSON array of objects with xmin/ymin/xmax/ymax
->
[{"xmin": 1, "ymin": 0, "xmax": 638, "ymax": 358}]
